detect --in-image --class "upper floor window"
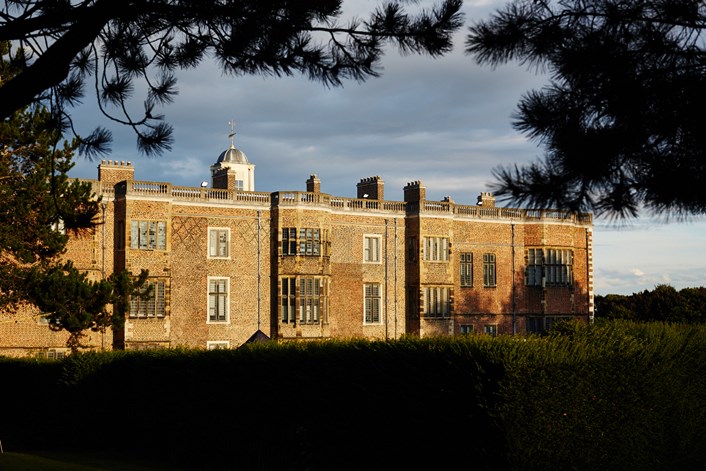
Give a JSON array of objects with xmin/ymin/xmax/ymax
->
[
  {"xmin": 460, "ymin": 252, "xmax": 473, "ymax": 287},
  {"xmin": 424, "ymin": 286, "xmax": 451, "ymax": 318},
  {"xmin": 129, "ymin": 281, "xmax": 166, "ymax": 318},
  {"xmin": 130, "ymin": 220, "xmax": 166, "ymax": 250},
  {"xmin": 208, "ymin": 278, "xmax": 229, "ymax": 323},
  {"xmin": 483, "ymin": 253, "xmax": 496, "ymax": 287},
  {"xmin": 423, "ymin": 237, "xmax": 449, "ymax": 262},
  {"xmin": 282, "ymin": 227, "xmax": 323, "ymax": 256},
  {"xmin": 364, "ymin": 283, "xmax": 382, "ymax": 324},
  {"xmin": 364, "ymin": 235, "xmax": 381, "ymax": 263},
  {"xmin": 525, "ymin": 248, "xmax": 574, "ymax": 287},
  {"xmin": 208, "ymin": 228, "xmax": 230, "ymax": 258},
  {"xmin": 235, "ymin": 180, "xmax": 244, "ymax": 191}
]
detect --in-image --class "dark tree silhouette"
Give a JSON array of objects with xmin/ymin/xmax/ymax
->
[
  {"xmin": 1, "ymin": 0, "xmax": 463, "ymax": 157},
  {"xmin": 466, "ymin": 0, "xmax": 706, "ymax": 218}
]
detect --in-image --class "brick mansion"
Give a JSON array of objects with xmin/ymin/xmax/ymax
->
[{"xmin": 0, "ymin": 136, "xmax": 594, "ymax": 357}]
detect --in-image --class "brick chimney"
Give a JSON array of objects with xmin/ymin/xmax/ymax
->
[
  {"xmin": 403, "ymin": 180, "xmax": 426, "ymax": 203},
  {"xmin": 306, "ymin": 174, "xmax": 321, "ymax": 193},
  {"xmin": 357, "ymin": 176, "xmax": 384, "ymax": 200},
  {"xmin": 477, "ymin": 192, "xmax": 496, "ymax": 207}
]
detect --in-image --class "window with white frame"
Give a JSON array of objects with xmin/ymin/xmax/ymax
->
[
  {"xmin": 129, "ymin": 281, "xmax": 166, "ymax": 318},
  {"xmin": 483, "ymin": 253, "xmax": 496, "ymax": 287},
  {"xmin": 460, "ymin": 252, "xmax": 473, "ymax": 287},
  {"xmin": 281, "ymin": 277, "xmax": 296, "ymax": 323},
  {"xmin": 235, "ymin": 180, "xmax": 244, "ymax": 191},
  {"xmin": 423, "ymin": 237, "xmax": 449, "ymax": 262},
  {"xmin": 208, "ymin": 228, "xmax": 230, "ymax": 258},
  {"xmin": 130, "ymin": 220, "xmax": 167, "ymax": 250},
  {"xmin": 484, "ymin": 325, "xmax": 497, "ymax": 336},
  {"xmin": 207, "ymin": 341, "xmax": 230, "ymax": 350},
  {"xmin": 208, "ymin": 278, "xmax": 229, "ymax": 323},
  {"xmin": 526, "ymin": 248, "xmax": 574, "ymax": 287},
  {"xmin": 364, "ymin": 283, "xmax": 382, "ymax": 324},
  {"xmin": 424, "ymin": 286, "xmax": 451, "ymax": 318},
  {"xmin": 38, "ymin": 349, "xmax": 67, "ymax": 360},
  {"xmin": 364, "ymin": 235, "xmax": 381, "ymax": 263}
]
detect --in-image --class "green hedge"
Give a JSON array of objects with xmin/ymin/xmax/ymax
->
[{"xmin": 1, "ymin": 321, "xmax": 704, "ymax": 470}]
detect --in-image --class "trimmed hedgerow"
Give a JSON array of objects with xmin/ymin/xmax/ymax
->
[{"xmin": 1, "ymin": 321, "xmax": 705, "ymax": 470}]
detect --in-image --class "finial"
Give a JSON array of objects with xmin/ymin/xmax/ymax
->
[{"xmin": 228, "ymin": 120, "xmax": 236, "ymax": 148}]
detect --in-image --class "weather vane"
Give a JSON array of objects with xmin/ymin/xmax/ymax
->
[{"xmin": 228, "ymin": 120, "xmax": 236, "ymax": 147}]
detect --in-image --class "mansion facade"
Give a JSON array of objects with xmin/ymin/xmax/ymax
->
[{"xmin": 0, "ymin": 140, "xmax": 594, "ymax": 357}]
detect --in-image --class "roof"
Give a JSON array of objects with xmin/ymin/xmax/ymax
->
[{"xmin": 216, "ymin": 145, "xmax": 250, "ymax": 165}]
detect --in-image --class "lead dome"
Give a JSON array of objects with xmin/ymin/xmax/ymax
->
[{"xmin": 217, "ymin": 144, "xmax": 249, "ymax": 165}]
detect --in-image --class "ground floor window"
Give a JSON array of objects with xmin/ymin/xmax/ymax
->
[
  {"xmin": 207, "ymin": 341, "xmax": 230, "ymax": 350},
  {"xmin": 484, "ymin": 324, "xmax": 497, "ymax": 336},
  {"xmin": 129, "ymin": 280, "xmax": 166, "ymax": 318},
  {"xmin": 460, "ymin": 324, "xmax": 474, "ymax": 335},
  {"xmin": 208, "ymin": 278, "xmax": 229, "ymax": 323},
  {"xmin": 526, "ymin": 316, "xmax": 574, "ymax": 334},
  {"xmin": 279, "ymin": 276, "xmax": 328, "ymax": 325},
  {"xmin": 424, "ymin": 286, "xmax": 451, "ymax": 318},
  {"xmin": 364, "ymin": 283, "xmax": 382, "ymax": 324}
]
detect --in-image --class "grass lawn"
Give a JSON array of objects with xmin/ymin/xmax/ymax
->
[{"xmin": 0, "ymin": 451, "xmax": 179, "ymax": 471}]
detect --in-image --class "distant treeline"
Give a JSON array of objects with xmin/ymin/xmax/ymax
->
[
  {"xmin": 1, "ymin": 321, "xmax": 705, "ymax": 470},
  {"xmin": 596, "ymin": 285, "xmax": 706, "ymax": 323}
]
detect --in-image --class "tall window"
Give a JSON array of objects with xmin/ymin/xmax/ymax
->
[
  {"xmin": 282, "ymin": 227, "xmax": 322, "ymax": 256},
  {"xmin": 208, "ymin": 278, "xmax": 228, "ymax": 323},
  {"xmin": 407, "ymin": 237, "xmax": 418, "ymax": 262},
  {"xmin": 423, "ymin": 237, "xmax": 449, "ymax": 262},
  {"xmin": 280, "ymin": 277, "xmax": 328, "ymax": 325},
  {"xmin": 208, "ymin": 228, "xmax": 229, "ymax": 258},
  {"xmin": 525, "ymin": 248, "xmax": 574, "ymax": 287},
  {"xmin": 130, "ymin": 220, "xmax": 166, "ymax": 250},
  {"xmin": 282, "ymin": 228, "xmax": 297, "ymax": 255},
  {"xmin": 281, "ymin": 277, "xmax": 296, "ymax": 323},
  {"xmin": 364, "ymin": 283, "xmax": 382, "ymax": 324},
  {"xmin": 424, "ymin": 286, "xmax": 451, "ymax": 318},
  {"xmin": 406, "ymin": 286, "xmax": 419, "ymax": 319},
  {"xmin": 129, "ymin": 281, "xmax": 166, "ymax": 318},
  {"xmin": 364, "ymin": 235, "xmax": 381, "ymax": 263},
  {"xmin": 460, "ymin": 252, "xmax": 473, "ymax": 287},
  {"xmin": 299, "ymin": 277, "xmax": 323, "ymax": 324},
  {"xmin": 235, "ymin": 180, "xmax": 244, "ymax": 191},
  {"xmin": 483, "ymin": 253, "xmax": 496, "ymax": 287}
]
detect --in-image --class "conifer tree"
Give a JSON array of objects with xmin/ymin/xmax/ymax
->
[
  {"xmin": 1, "ymin": 41, "xmax": 146, "ymax": 350},
  {"xmin": 0, "ymin": 0, "xmax": 464, "ymax": 156}
]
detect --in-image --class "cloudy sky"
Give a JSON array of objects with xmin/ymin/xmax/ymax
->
[{"xmin": 68, "ymin": 0, "xmax": 706, "ymax": 296}]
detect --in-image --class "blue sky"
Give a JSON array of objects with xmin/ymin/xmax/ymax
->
[{"xmin": 67, "ymin": 0, "xmax": 706, "ymax": 296}]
